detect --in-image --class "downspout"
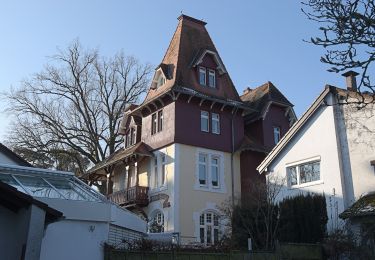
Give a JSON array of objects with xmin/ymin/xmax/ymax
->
[{"xmin": 231, "ymin": 107, "xmax": 238, "ymax": 207}]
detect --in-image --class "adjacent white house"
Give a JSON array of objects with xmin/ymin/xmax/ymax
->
[{"xmin": 257, "ymin": 71, "xmax": 375, "ymax": 234}]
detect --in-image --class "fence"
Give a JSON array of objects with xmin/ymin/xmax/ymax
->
[{"xmin": 104, "ymin": 243, "xmax": 323, "ymax": 260}]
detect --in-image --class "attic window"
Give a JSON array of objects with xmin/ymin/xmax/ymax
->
[
  {"xmin": 152, "ymin": 69, "xmax": 166, "ymax": 89},
  {"xmin": 157, "ymin": 75, "xmax": 165, "ymax": 88},
  {"xmin": 199, "ymin": 67, "xmax": 206, "ymax": 86}
]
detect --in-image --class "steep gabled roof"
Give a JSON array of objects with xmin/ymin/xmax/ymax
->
[
  {"xmin": 256, "ymin": 85, "xmax": 362, "ymax": 174},
  {"xmin": 142, "ymin": 14, "xmax": 241, "ymax": 105},
  {"xmin": 241, "ymin": 81, "xmax": 293, "ymax": 122}
]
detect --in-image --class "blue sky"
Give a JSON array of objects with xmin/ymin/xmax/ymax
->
[{"xmin": 0, "ymin": 0, "xmax": 345, "ymax": 141}]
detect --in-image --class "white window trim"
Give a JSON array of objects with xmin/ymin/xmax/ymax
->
[
  {"xmin": 198, "ymin": 153, "xmax": 208, "ymax": 187},
  {"xmin": 150, "ymin": 150, "xmax": 168, "ymax": 193},
  {"xmin": 286, "ymin": 157, "xmax": 323, "ymax": 189},
  {"xmin": 273, "ymin": 126, "xmax": 280, "ymax": 144},
  {"xmin": 208, "ymin": 69, "xmax": 216, "ymax": 88},
  {"xmin": 199, "ymin": 67, "xmax": 207, "ymax": 86},
  {"xmin": 194, "ymin": 148, "xmax": 226, "ymax": 193},
  {"xmin": 193, "ymin": 203, "xmax": 227, "ymax": 245},
  {"xmin": 148, "ymin": 209, "xmax": 165, "ymax": 233},
  {"xmin": 200, "ymin": 111, "xmax": 209, "ymax": 132},
  {"xmin": 211, "ymin": 113, "xmax": 220, "ymax": 134}
]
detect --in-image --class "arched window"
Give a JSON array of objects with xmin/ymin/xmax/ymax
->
[
  {"xmin": 148, "ymin": 210, "xmax": 164, "ymax": 233},
  {"xmin": 199, "ymin": 211, "xmax": 220, "ymax": 245}
]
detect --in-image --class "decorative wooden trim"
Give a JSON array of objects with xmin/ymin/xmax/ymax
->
[{"xmin": 149, "ymin": 193, "xmax": 171, "ymax": 208}]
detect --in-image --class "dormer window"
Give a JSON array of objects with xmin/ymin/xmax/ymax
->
[
  {"xmin": 157, "ymin": 75, "xmax": 166, "ymax": 88},
  {"xmin": 199, "ymin": 67, "xmax": 206, "ymax": 86},
  {"xmin": 151, "ymin": 68, "xmax": 167, "ymax": 89},
  {"xmin": 208, "ymin": 69, "xmax": 215, "ymax": 88}
]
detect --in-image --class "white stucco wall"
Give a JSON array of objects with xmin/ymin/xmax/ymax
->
[
  {"xmin": 266, "ymin": 100, "xmax": 346, "ymax": 231},
  {"xmin": 0, "ymin": 206, "xmax": 30, "ymax": 260},
  {"xmin": 39, "ymin": 197, "xmax": 146, "ymax": 260},
  {"xmin": 40, "ymin": 220, "xmax": 109, "ymax": 260},
  {"xmin": 341, "ymin": 101, "xmax": 375, "ymax": 202}
]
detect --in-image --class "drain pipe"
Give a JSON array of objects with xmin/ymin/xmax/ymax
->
[{"xmin": 230, "ymin": 107, "xmax": 238, "ymax": 207}]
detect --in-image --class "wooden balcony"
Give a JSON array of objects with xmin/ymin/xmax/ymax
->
[{"xmin": 108, "ymin": 185, "xmax": 149, "ymax": 208}]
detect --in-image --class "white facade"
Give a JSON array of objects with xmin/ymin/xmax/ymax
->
[{"xmin": 258, "ymin": 87, "xmax": 375, "ymax": 231}]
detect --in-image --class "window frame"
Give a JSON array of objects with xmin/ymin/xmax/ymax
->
[
  {"xmin": 130, "ymin": 127, "xmax": 136, "ymax": 145},
  {"xmin": 196, "ymin": 151, "xmax": 223, "ymax": 191},
  {"xmin": 199, "ymin": 67, "xmax": 207, "ymax": 86},
  {"xmin": 198, "ymin": 153, "xmax": 208, "ymax": 186},
  {"xmin": 208, "ymin": 69, "xmax": 216, "ymax": 88},
  {"xmin": 199, "ymin": 211, "xmax": 220, "ymax": 245},
  {"xmin": 286, "ymin": 159, "xmax": 321, "ymax": 188},
  {"xmin": 200, "ymin": 111, "xmax": 209, "ymax": 132},
  {"xmin": 148, "ymin": 210, "xmax": 165, "ymax": 233},
  {"xmin": 273, "ymin": 126, "xmax": 281, "ymax": 144},
  {"xmin": 211, "ymin": 113, "xmax": 220, "ymax": 134},
  {"xmin": 151, "ymin": 113, "xmax": 157, "ymax": 135},
  {"xmin": 151, "ymin": 109, "xmax": 163, "ymax": 135},
  {"xmin": 211, "ymin": 156, "xmax": 220, "ymax": 188},
  {"xmin": 153, "ymin": 156, "xmax": 159, "ymax": 189},
  {"xmin": 158, "ymin": 110, "xmax": 163, "ymax": 132},
  {"xmin": 161, "ymin": 154, "xmax": 167, "ymax": 187}
]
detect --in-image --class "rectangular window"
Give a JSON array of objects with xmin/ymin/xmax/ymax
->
[
  {"xmin": 153, "ymin": 157, "xmax": 158, "ymax": 188},
  {"xmin": 131, "ymin": 128, "xmax": 136, "ymax": 145},
  {"xmin": 199, "ymin": 67, "xmax": 206, "ymax": 86},
  {"xmin": 273, "ymin": 126, "xmax": 281, "ymax": 144},
  {"xmin": 126, "ymin": 133, "xmax": 131, "ymax": 148},
  {"xmin": 158, "ymin": 110, "xmax": 163, "ymax": 132},
  {"xmin": 201, "ymin": 111, "xmax": 209, "ymax": 132},
  {"xmin": 200, "ymin": 228, "xmax": 205, "ymax": 243},
  {"xmin": 208, "ymin": 69, "xmax": 215, "ymax": 87},
  {"xmin": 211, "ymin": 157, "xmax": 219, "ymax": 187},
  {"xmin": 213, "ymin": 229, "xmax": 219, "ymax": 244},
  {"xmin": 130, "ymin": 167, "xmax": 136, "ymax": 187},
  {"xmin": 287, "ymin": 166, "xmax": 298, "ymax": 186},
  {"xmin": 300, "ymin": 161, "xmax": 320, "ymax": 184},
  {"xmin": 211, "ymin": 113, "xmax": 220, "ymax": 134},
  {"xmin": 287, "ymin": 161, "xmax": 320, "ymax": 186},
  {"xmin": 206, "ymin": 226, "xmax": 212, "ymax": 244},
  {"xmin": 151, "ymin": 113, "xmax": 157, "ymax": 135},
  {"xmin": 161, "ymin": 154, "xmax": 166, "ymax": 186},
  {"xmin": 199, "ymin": 153, "xmax": 207, "ymax": 185}
]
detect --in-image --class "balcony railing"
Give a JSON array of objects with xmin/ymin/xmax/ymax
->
[{"xmin": 108, "ymin": 185, "xmax": 149, "ymax": 207}]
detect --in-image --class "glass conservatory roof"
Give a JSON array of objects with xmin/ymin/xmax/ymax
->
[{"xmin": 0, "ymin": 164, "xmax": 105, "ymax": 202}]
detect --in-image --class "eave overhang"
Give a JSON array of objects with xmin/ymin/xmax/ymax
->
[
  {"xmin": 257, "ymin": 86, "xmax": 332, "ymax": 174},
  {"xmin": 83, "ymin": 142, "xmax": 153, "ymax": 179}
]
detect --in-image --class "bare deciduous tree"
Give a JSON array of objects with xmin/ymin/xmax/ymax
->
[
  {"xmin": 5, "ymin": 40, "xmax": 152, "ymax": 178},
  {"xmin": 303, "ymin": 0, "xmax": 375, "ymax": 99},
  {"xmin": 219, "ymin": 176, "xmax": 285, "ymax": 250}
]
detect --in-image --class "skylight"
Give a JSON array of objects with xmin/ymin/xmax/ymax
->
[{"xmin": 0, "ymin": 164, "xmax": 104, "ymax": 202}]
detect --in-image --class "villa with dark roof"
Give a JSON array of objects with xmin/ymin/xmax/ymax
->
[{"xmin": 86, "ymin": 15, "xmax": 295, "ymax": 245}]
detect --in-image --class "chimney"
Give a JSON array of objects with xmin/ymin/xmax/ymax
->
[
  {"xmin": 243, "ymin": 87, "xmax": 252, "ymax": 95},
  {"xmin": 342, "ymin": 70, "xmax": 359, "ymax": 91}
]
